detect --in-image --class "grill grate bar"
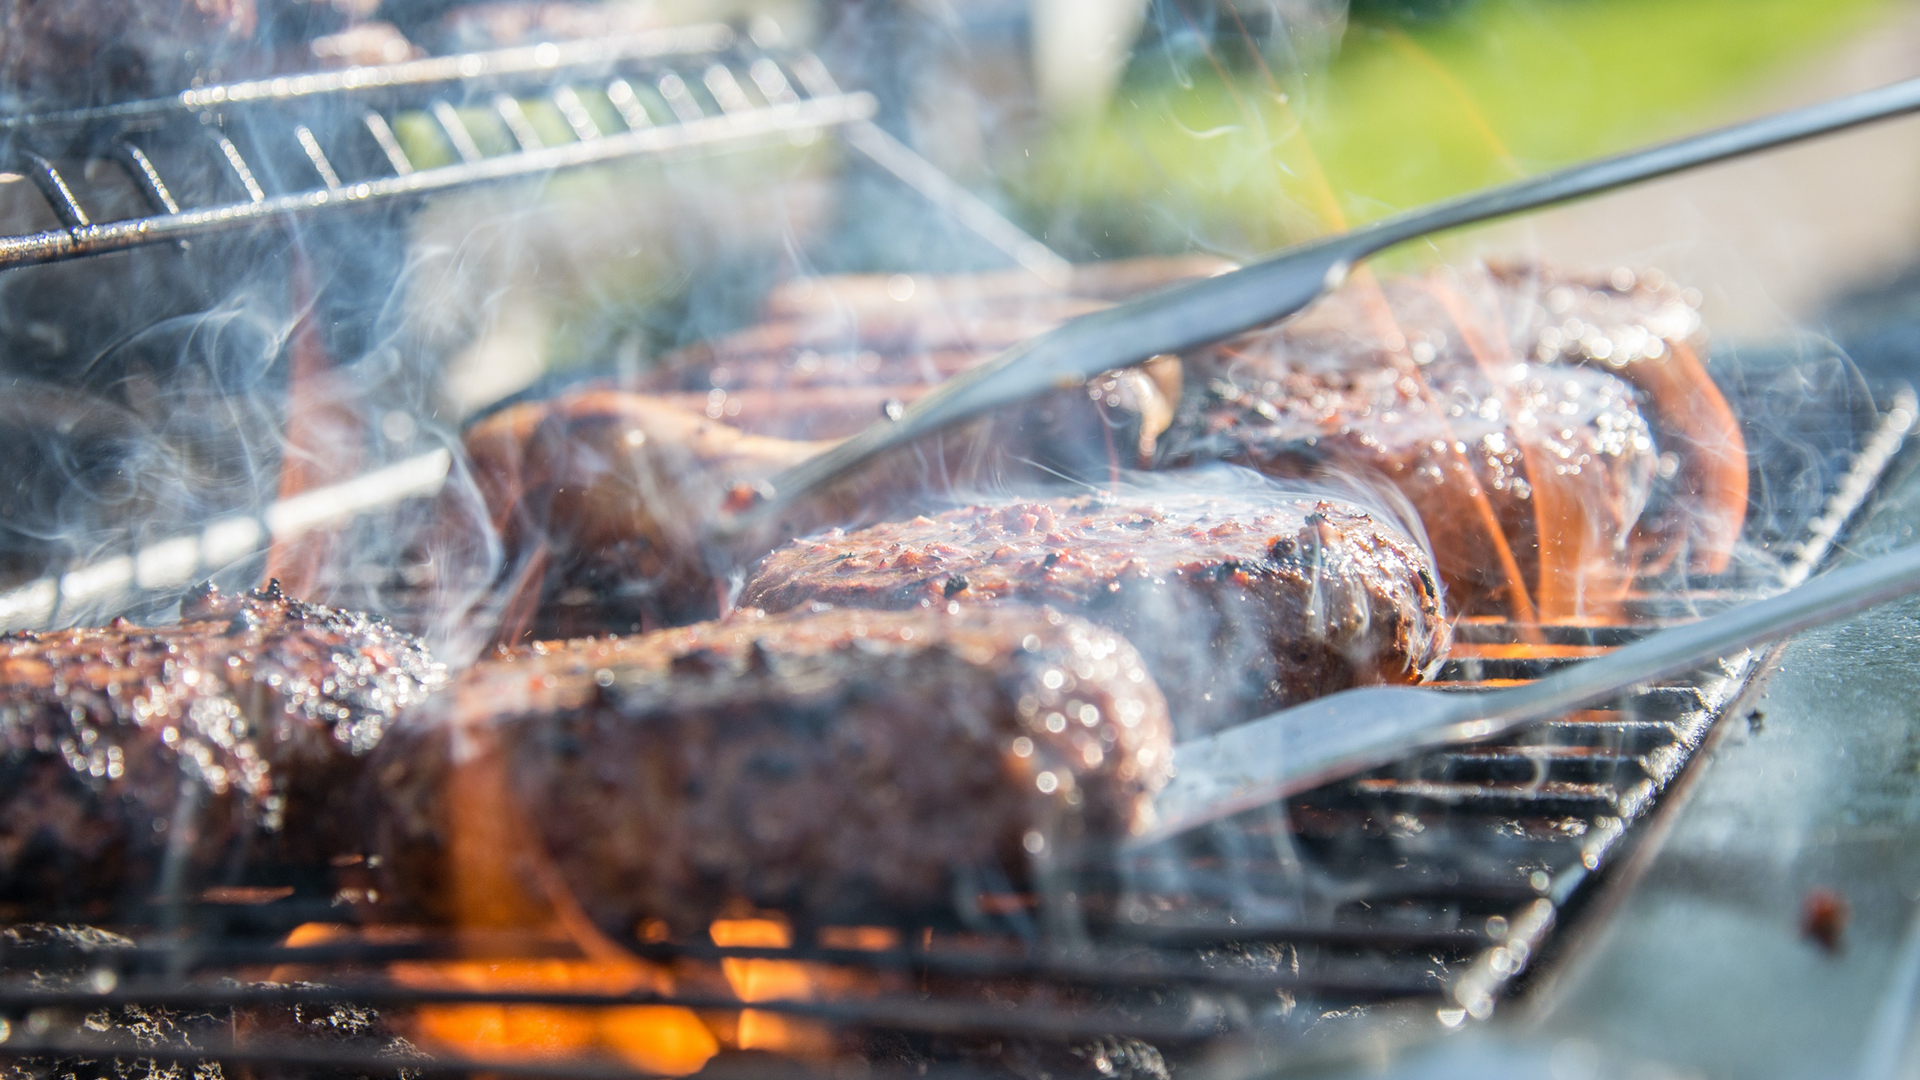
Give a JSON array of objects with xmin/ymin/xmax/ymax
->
[
  {"xmin": 0, "ymin": 984, "xmax": 1229, "ymax": 1043},
  {"xmin": 494, "ymin": 94, "xmax": 547, "ymax": 152},
  {"xmin": 363, "ymin": 110, "xmax": 415, "ymax": 175},
  {"xmin": 21, "ymin": 154, "xmax": 88, "ymax": 227},
  {"xmin": 114, "ymin": 142, "xmax": 181, "ymax": 214},
  {"xmin": 0, "ymin": 934, "xmax": 1465, "ymax": 996},
  {"xmin": 605, "ymin": 78, "xmax": 653, "ymax": 130},
  {"xmin": 432, "ymin": 100, "xmax": 486, "ymax": 163},
  {"xmin": 293, "ymin": 124, "xmax": 344, "ymax": 190},
  {"xmin": 553, "ymin": 86, "xmax": 603, "ymax": 140},
  {"xmin": 0, "ymin": 1033, "xmax": 1010, "ymax": 1080}
]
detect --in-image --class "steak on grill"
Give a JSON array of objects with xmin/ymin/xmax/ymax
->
[
  {"xmin": 737, "ymin": 484, "xmax": 1448, "ymax": 738},
  {"xmin": 0, "ymin": 581, "xmax": 444, "ymax": 921},
  {"xmin": 366, "ymin": 604, "xmax": 1172, "ymax": 933},
  {"xmin": 1160, "ymin": 263, "xmax": 1742, "ymax": 619},
  {"xmin": 465, "ymin": 378, "xmax": 1175, "ymax": 639},
  {"xmin": 458, "ymin": 259, "xmax": 1229, "ymax": 641}
]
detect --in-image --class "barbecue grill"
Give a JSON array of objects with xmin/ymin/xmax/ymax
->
[
  {"xmin": 0, "ymin": 11, "xmax": 1916, "ymax": 1080},
  {"xmin": 0, "ymin": 346, "xmax": 1905, "ymax": 1076}
]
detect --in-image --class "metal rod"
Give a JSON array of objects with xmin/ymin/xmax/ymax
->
[
  {"xmin": 215, "ymin": 135, "xmax": 267, "ymax": 202},
  {"xmin": 294, "ymin": 124, "xmax": 344, "ymax": 190},
  {"xmin": 495, "ymin": 94, "xmax": 546, "ymax": 151},
  {"xmin": 0, "ymin": 25, "xmax": 736, "ymax": 131},
  {"xmin": 432, "ymin": 100, "xmax": 485, "ymax": 163},
  {"xmin": 730, "ymin": 76, "xmax": 1920, "ymax": 532},
  {"xmin": 364, "ymin": 110, "xmax": 415, "ymax": 175},
  {"xmin": 0, "ymin": 983, "xmax": 1221, "ymax": 1043},
  {"xmin": 553, "ymin": 85, "xmax": 602, "ymax": 140},
  {"xmin": 23, "ymin": 154, "xmax": 89, "ymax": 227},
  {"xmin": 842, "ymin": 120, "xmax": 1073, "ymax": 288},
  {"xmin": 114, "ymin": 142, "xmax": 181, "ymax": 214}
]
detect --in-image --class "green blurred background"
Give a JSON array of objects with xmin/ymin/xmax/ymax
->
[{"xmin": 1015, "ymin": 0, "xmax": 1895, "ymax": 254}]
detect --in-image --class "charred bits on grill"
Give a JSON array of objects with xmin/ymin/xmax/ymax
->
[{"xmin": 364, "ymin": 605, "xmax": 1172, "ymax": 935}]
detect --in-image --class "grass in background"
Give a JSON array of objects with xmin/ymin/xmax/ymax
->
[{"xmin": 1015, "ymin": 0, "xmax": 1898, "ymax": 258}]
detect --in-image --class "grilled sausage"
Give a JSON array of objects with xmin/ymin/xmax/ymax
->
[
  {"xmin": 367, "ymin": 604, "xmax": 1172, "ymax": 933},
  {"xmin": 0, "ymin": 581, "xmax": 444, "ymax": 921}
]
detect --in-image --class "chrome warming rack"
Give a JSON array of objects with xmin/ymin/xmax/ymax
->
[{"xmin": 0, "ymin": 22, "xmax": 1069, "ymax": 284}]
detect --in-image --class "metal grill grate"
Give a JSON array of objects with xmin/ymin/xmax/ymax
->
[{"xmin": 0, "ymin": 375, "xmax": 1907, "ymax": 1076}]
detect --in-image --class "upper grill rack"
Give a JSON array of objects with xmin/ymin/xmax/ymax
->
[
  {"xmin": 0, "ymin": 383, "xmax": 1907, "ymax": 1077},
  {"xmin": 0, "ymin": 25, "xmax": 882, "ymax": 273}
]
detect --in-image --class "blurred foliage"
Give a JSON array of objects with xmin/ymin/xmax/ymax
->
[{"xmin": 1011, "ymin": 0, "xmax": 1897, "ymax": 260}]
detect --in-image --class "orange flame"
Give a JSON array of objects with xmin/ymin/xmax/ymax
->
[
  {"xmin": 377, "ymin": 724, "xmax": 720, "ymax": 1075},
  {"xmin": 299, "ymin": 724, "xmax": 908, "ymax": 1072},
  {"xmin": 708, "ymin": 918, "xmax": 835, "ymax": 1058}
]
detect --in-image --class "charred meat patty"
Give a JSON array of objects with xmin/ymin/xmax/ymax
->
[
  {"xmin": 367, "ymin": 605, "xmax": 1172, "ymax": 933},
  {"xmin": 1163, "ymin": 263, "xmax": 1744, "ymax": 619},
  {"xmin": 0, "ymin": 582, "xmax": 444, "ymax": 920},
  {"xmin": 738, "ymin": 486, "xmax": 1448, "ymax": 738},
  {"xmin": 460, "ymin": 260, "xmax": 1220, "ymax": 639}
]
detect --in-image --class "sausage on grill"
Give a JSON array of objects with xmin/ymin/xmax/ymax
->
[
  {"xmin": 367, "ymin": 605, "xmax": 1172, "ymax": 933},
  {"xmin": 0, "ymin": 582, "xmax": 444, "ymax": 921},
  {"xmin": 458, "ymin": 259, "xmax": 1220, "ymax": 639},
  {"xmin": 737, "ymin": 486, "xmax": 1448, "ymax": 738}
]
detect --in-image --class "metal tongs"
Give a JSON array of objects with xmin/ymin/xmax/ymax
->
[
  {"xmin": 1133, "ymin": 543, "xmax": 1920, "ymax": 846},
  {"xmin": 715, "ymin": 76, "xmax": 1920, "ymax": 536}
]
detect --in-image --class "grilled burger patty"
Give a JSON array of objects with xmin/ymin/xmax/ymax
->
[
  {"xmin": 459, "ymin": 259, "xmax": 1222, "ymax": 639},
  {"xmin": 1163, "ymin": 263, "xmax": 1744, "ymax": 618},
  {"xmin": 0, "ymin": 582, "xmax": 444, "ymax": 919},
  {"xmin": 737, "ymin": 488, "xmax": 1447, "ymax": 738},
  {"xmin": 367, "ymin": 605, "xmax": 1172, "ymax": 933}
]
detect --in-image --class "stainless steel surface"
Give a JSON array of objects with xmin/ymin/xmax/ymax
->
[{"xmin": 732, "ymin": 76, "xmax": 1920, "ymax": 533}]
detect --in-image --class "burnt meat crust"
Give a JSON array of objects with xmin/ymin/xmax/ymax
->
[
  {"xmin": 0, "ymin": 582, "xmax": 445, "ymax": 920},
  {"xmin": 1162, "ymin": 263, "xmax": 1744, "ymax": 618},
  {"xmin": 1164, "ymin": 266, "xmax": 1661, "ymax": 619},
  {"xmin": 368, "ymin": 605, "xmax": 1172, "ymax": 933},
  {"xmin": 460, "ymin": 259, "xmax": 1220, "ymax": 640},
  {"xmin": 737, "ymin": 489, "xmax": 1448, "ymax": 739}
]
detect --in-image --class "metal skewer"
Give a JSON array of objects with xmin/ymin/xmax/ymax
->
[{"xmin": 718, "ymin": 75, "xmax": 1920, "ymax": 535}]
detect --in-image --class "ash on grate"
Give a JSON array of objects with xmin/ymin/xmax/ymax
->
[{"xmin": 0, "ymin": 925, "xmax": 423, "ymax": 1080}]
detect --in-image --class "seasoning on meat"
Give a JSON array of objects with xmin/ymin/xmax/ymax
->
[
  {"xmin": 0, "ymin": 581, "xmax": 444, "ymax": 920},
  {"xmin": 457, "ymin": 259, "xmax": 1222, "ymax": 640},
  {"xmin": 1162, "ymin": 263, "xmax": 1743, "ymax": 619},
  {"xmin": 737, "ymin": 486, "xmax": 1448, "ymax": 738},
  {"xmin": 367, "ymin": 605, "xmax": 1172, "ymax": 933}
]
